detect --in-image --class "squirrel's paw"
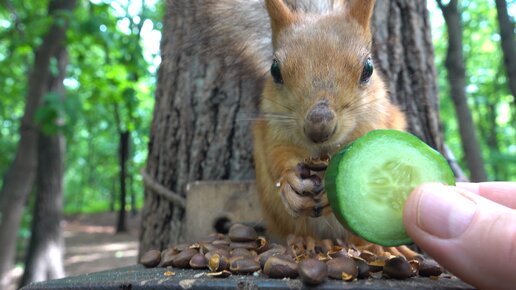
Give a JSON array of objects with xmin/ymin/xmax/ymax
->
[
  {"xmin": 303, "ymin": 154, "xmax": 330, "ymax": 171},
  {"xmin": 278, "ymin": 162, "xmax": 331, "ymax": 218}
]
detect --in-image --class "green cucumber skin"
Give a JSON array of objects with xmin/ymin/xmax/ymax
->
[
  {"xmin": 324, "ymin": 143, "xmax": 353, "ymax": 232},
  {"xmin": 324, "ymin": 130, "xmax": 456, "ymax": 246}
]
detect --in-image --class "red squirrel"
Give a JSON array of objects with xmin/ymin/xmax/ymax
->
[{"xmin": 251, "ymin": 0, "xmax": 417, "ymax": 257}]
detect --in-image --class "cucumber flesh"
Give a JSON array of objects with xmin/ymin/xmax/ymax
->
[{"xmin": 325, "ymin": 130, "xmax": 455, "ymax": 246}]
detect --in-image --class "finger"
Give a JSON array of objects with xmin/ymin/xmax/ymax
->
[
  {"xmin": 307, "ymin": 175, "xmax": 323, "ymax": 194},
  {"xmin": 304, "ymin": 157, "xmax": 328, "ymax": 171},
  {"xmin": 284, "ymin": 171, "xmax": 306, "ymax": 194},
  {"xmin": 285, "ymin": 171, "xmax": 322, "ymax": 196},
  {"xmin": 310, "ymin": 192, "xmax": 332, "ymax": 217},
  {"xmin": 280, "ymin": 182, "xmax": 319, "ymax": 217},
  {"xmin": 279, "ymin": 183, "xmax": 301, "ymax": 217},
  {"xmin": 456, "ymin": 182, "xmax": 516, "ymax": 209},
  {"xmin": 295, "ymin": 163, "xmax": 311, "ymax": 179},
  {"xmin": 403, "ymin": 183, "xmax": 516, "ymax": 290}
]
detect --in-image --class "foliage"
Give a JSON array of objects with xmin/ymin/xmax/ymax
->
[
  {"xmin": 430, "ymin": 0, "xmax": 516, "ymax": 181},
  {"xmin": 0, "ymin": 0, "xmax": 162, "ymax": 217},
  {"xmin": 62, "ymin": 0, "xmax": 161, "ymax": 213},
  {"xmin": 0, "ymin": 1, "xmax": 50, "ymax": 178}
]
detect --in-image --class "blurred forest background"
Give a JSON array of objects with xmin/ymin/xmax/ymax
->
[{"xmin": 0, "ymin": 0, "xmax": 514, "ymax": 288}]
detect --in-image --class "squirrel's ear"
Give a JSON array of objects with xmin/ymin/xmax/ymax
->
[
  {"xmin": 348, "ymin": 0, "xmax": 375, "ymax": 32},
  {"xmin": 265, "ymin": 0, "xmax": 295, "ymax": 49}
]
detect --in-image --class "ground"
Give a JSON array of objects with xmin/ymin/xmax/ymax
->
[
  {"xmin": 8, "ymin": 212, "xmax": 140, "ymax": 290},
  {"xmin": 62, "ymin": 211, "xmax": 140, "ymax": 275}
]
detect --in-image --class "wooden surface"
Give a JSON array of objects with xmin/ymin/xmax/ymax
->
[
  {"xmin": 183, "ymin": 180, "xmax": 263, "ymax": 242},
  {"xmin": 22, "ymin": 265, "xmax": 474, "ymax": 290}
]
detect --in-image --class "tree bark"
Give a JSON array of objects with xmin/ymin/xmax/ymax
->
[
  {"xmin": 116, "ymin": 130, "xmax": 130, "ymax": 233},
  {"xmin": 139, "ymin": 1, "xmax": 260, "ymax": 254},
  {"xmin": 0, "ymin": 0, "xmax": 76, "ymax": 286},
  {"xmin": 372, "ymin": 0, "xmax": 445, "ymax": 152},
  {"xmin": 20, "ymin": 129, "xmax": 66, "ymax": 287},
  {"xmin": 19, "ymin": 0, "xmax": 74, "ymax": 285},
  {"xmin": 495, "ymin": 0, "xmax": 516, "ymax": 105},
  {"xmin": 485, "ymin": 103, "xmax": 503, "ymax": 180},
  {"xmin": 437, "ymin": 0, "xmax": 487, "ymax": 182},
  {"xmin": 140, "ymin": 0, "xmax": 449, "ymax": 254}
]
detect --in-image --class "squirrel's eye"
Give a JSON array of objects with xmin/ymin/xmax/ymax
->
[
  {"xmin": 271, "ymin": 59, "xmax": 283, "ymax": 84},
  {"xmin": 360, "ymin": 57, "xmax": 374, "ymax": 84}
]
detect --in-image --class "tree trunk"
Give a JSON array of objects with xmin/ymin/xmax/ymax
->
[
  {"xmin": 139, "ymin": 1, "xmax": 260, "ymax": 253},
  {"xmin": 0, "ymin": 0, "xmax": 76, "ymax": 286},
  {"xmin": 495, "ymin": 0, "xmax": 516, "ymax": 105},
  {"xmin": 437, "ymin": 0, "xmax": 487, "ymax": 182},
  {"xmin": 116, "ymin": 131, "xmax": 130, "ymax": 233},
  {"xmin": 372, "ymin": 0, "xmax": 444, "ymax": 151},
  {"xmin": 129, "ymin": 173, "xmax": 137, "ymax": 216},
  {"xmin": 140, "ymin": 0, "xmax": 448, "ymax": 254},
  {"xmin": 110, "ymin": 178, "xmax": 116, "ymax": 212},
  {"xmin": 20, "ymin": 130, "xmax": 66, "ymax": 287},
  {"xmin": 485, "ymin": 103, "xmax": 503, "ymax": 180},
  {"xmin": 373, "ymin": 0, "xmax": 467, "ymax": 182},
  {"xmin": 19, "ymin": 1, "xmax": 73, "ymax": 285}
]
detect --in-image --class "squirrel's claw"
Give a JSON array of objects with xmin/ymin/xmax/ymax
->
[
  {"xmin": 303, "ymin": 154, "xmax": 330, "ymax": 171},
  {"xmin": 290, "ymin": 164, "xmax": 324, "ymax": 195},
  {"xmin": 279, "ymin": 166, "xmax": 331, "ymax": 218}
]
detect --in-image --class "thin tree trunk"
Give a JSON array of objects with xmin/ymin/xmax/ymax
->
[
  {"xmin": 437, "ymin": 0, "xmax": 487, "ymax": 182},
  {"xmin": 495, "ymin": 0, "xmax": 516, "ymax": 105},
  {"xmin": 20, "ymin": 131, "xmax": 66, "ymax": 287},
  {"xmin": 113, "ymin": 98, "xmax": 130, "ymax": 233},
  {"xmin": 0, "ymin": 0, "xmax": 76, "ymax": 286},
  {"xmin": 485, "ymin": 103, "xmax": 503, "ymax": 180},
  {"xmin": 480, "ymin": 68, "xmax": 505, "ymax": 180},
  {"xmin": 19, "ymin": 1, "xmax": 74, "ymax": 285},
  {"xmin": 110, "ymin": 178, "xmax": 116, "ymax": 212},
  {"xmin": 129, "ymin": 173, "xmax": 137, "ymax": 216},
  {"xmin": 116, "ymin": 131, "xmax": 130, "ymax": 233}
]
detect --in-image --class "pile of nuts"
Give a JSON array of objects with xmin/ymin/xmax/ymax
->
[{"xmin": 140, "ymin": 224, "xmax": 442, "ymax": 285}]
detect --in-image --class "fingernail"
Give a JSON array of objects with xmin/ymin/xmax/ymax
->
[{"xmin": 415, "ymin": 184, "xmax": 477, "ymax": 239}]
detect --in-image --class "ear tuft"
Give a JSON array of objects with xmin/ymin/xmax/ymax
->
[
  {"xmin": 348, "ymin": 0, "xmax": 375, "ymax": 32},
  {"xmin": 265, "ymin": 0, "xmax": 295, "ymax": 49}
]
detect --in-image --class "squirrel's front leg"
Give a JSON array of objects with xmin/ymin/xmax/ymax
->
[{"xmin": 269, "ymin": 146, "xmax": 332, "ymax": 218}]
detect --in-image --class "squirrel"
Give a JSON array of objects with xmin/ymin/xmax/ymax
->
[{"xmin": 200, "ymin": 0, "xmax": 415, "ymax": 257}]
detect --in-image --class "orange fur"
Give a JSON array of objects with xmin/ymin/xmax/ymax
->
[
  {"xmin": 265, "ymin": 0, "xmax": 297, "ymax": 49},
  {"xmin": 252, "ymin": 0, "xmax": 407, "ymax": 241},
  {"xmin": 348, "ymin": 0, "xmax": 375, "ymax": 32}
]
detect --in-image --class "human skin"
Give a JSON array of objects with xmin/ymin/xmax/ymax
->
[{"xmin": 403, "ymin": 182, "xmax": 516, "ymax": 290}]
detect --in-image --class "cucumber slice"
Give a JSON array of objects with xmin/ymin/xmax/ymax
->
[{"xmin": 325, "ymin": 130, "xmax": 455, "ymax": 246}]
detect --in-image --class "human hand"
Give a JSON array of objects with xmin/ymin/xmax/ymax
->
[{"xmin": 403, "ymin": 182, "xmax": 516, "ymax": 290}]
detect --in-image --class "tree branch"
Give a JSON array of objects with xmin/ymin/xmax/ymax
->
[
  {"xmin": 141, "ymin": 170, "xmax": 186, "ymax": 208},
  {"xmin": 435, "ymin": 0, "xmax": 445, "ymax": 11}
]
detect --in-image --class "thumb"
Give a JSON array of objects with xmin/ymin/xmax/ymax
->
[{"xmin": 403, "ymin": 183, "xmax": 516, "ymax": 290}]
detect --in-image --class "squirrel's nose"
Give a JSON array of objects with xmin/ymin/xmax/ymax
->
[{"xmin": 304, "ymin": 100, "xmax": 337, "ymax": 143}]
